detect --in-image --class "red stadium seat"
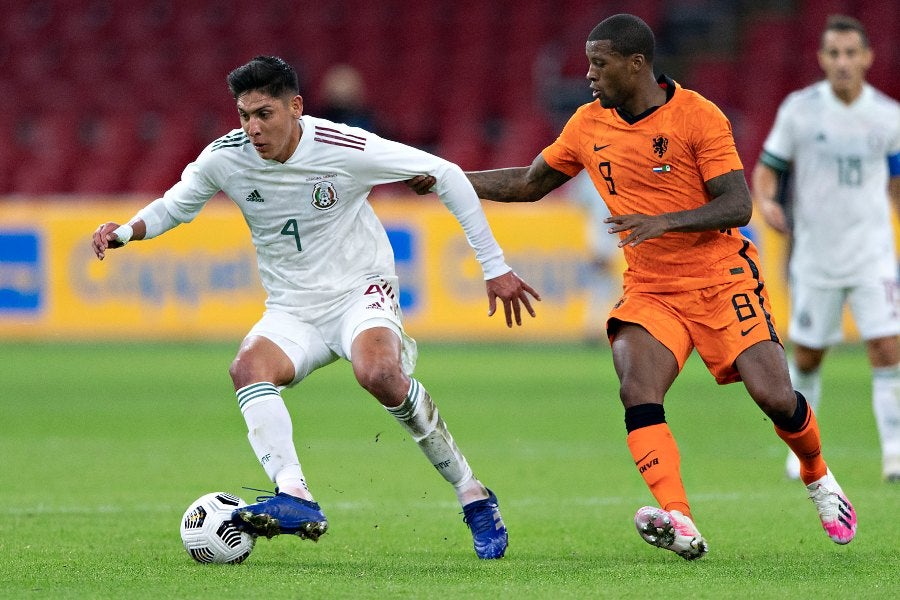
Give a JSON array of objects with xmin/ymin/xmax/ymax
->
[
  {"xmin": 2, "ymin": 1, "xmax": 60, "ymax": 45},
  {"xmin": 487, "ymin": 116, "xmax": 554, "ymax": 169},
  {"xmin": 68, "ymin": 113, "xmax": 142, "ymax": 193},
  {"xmin": 684, "ymin": 58, "xmax": 738, "ymax": 109},
  {"xmin": 437, "ymin": 111, "xmax": 490, "ymax": 163},
  {"xmin": 0, "ymin": 119, "xmax": 14, "ymax": 194},
  {"xmin": 12, "ymin": 0, "xmax": 889, "ymax": 197},
  {"xmin": 124, "ymin": 115, "xmax": 203, "ymax": 194},
  {"xmin": 858, "ymin": 2, "xmax": 898, "ymax": 96}
]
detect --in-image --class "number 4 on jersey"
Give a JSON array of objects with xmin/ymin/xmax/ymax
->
[{"xmin": 281, "ymin": 218, "xmax": 302, "ymax": 251}]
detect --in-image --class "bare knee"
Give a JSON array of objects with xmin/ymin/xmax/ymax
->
[
  {"xmin": 759, "ymin": 393, "xmax": 796, "ymax": 421},
  {"xmin": 229, "ymin": 337, "xmax": 295, "ymax": 390},
  {"xmin": 793, "ymin": 345, "xmax": 825, "ymax": 373},
  {"xmin": 353, "ymin": 357, "xmax": 408, "ymax": 406},
  {"xmin": 736, "ymin": 341, "xmax": 797, "ymax": 420},
  {"xmin": 229, "ymin": 352, "xmax": 269, "ymax": 389},
  {"xmin": 745, "ymin": 377, "xmax": 797, "ymax": 421},
  {"xmin": 867, "ymin": 336, "xmax": 900, "ymax": 367},
  {"xmin": 617, "ymin": 375, "xmax": 667, "ymax": 408},
  {"xmin": 610, "ymin": 329, "xmax": 676, "ymax": 407}
]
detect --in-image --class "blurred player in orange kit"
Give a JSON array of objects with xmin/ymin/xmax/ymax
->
[{"xmin": 409, "ymin": 13, "xmax": 856, "ymax": 559}]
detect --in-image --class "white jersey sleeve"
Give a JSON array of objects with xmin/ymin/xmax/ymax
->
[
  {"xmin": 135, "ymin": 147, "xmax": 221, "ymax": 239},
  {"xmin": 760, "ymin": 92, "xmax": 799, "ymax": 170},
  {"xmin": 338, "ymin": 131, "xmax": 510, "ymax": 279}
]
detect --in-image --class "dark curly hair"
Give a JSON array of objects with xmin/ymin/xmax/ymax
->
[{"xmin": 588, "ymin": 14, "xmax": 655, "ymax": 63}]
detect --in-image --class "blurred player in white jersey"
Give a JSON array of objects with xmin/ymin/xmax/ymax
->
[
  {"xmin": 752, "ymin": 15, "xmax": 900, "ymax": 482},
  {"xmin": 91, "ymin": 56, "xmax": 541, "ymax": 558}
]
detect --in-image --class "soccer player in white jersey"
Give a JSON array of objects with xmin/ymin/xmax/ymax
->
[
  {"xmin": 91, "ymin": 55, "xmax": 541, "ymax": 559},
  {"xmin": 752, "ymin": 15, "xmax": 900, "ymax": 482}
]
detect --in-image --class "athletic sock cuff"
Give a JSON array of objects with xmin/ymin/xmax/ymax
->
[
  {"xmin": 624, "ymin": 403, "xmax": 666, "ymax": 432},
  {"xmin": 873, "ymin": 364, "xmax": 900, "ymax": 378},
  {"xmin": 772, "ymin": 391, "xmax": 809, "ymax": 433},
  {"xmin": 236, "ymin": 381, "xmax": 281, "ymax": 412},
  {"xmin": 385, "ymin": 378, "xmax": 422, "ymax": 421}
]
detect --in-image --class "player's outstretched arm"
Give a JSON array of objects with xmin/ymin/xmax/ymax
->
[
  {"xmin": 92, "ymin": 196, "xmax": 188, "ymax": 259},
  {"xmin": 606, "ymin": 170, "xmax": 753, "ymax": 247},
  {"xmin": 467, "ymin": 154, "xmax": 570, "ymax": 202},
  {"xmin": 485, "ymin": 270, "xmax": 541, "ymax": 328},
  {"xmin": 92, "ymin": 219, "xmax": 147, "ymax": 260},
  {"xmin": 404, "ymin": 154, "xmax": 570, "ymax": 202}
]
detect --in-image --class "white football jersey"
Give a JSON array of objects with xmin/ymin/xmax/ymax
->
[
  {"xmin": 761, "ymin": 81, "xmax": 900, "ymax": 287},
  {"xmin": 140, "ymin": 115, "xmax": 509, "ymax": 319}
]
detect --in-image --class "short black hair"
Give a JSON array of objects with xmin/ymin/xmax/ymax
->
[
  {"xmin": 227, "ymin": 55, "xmax": 300, "ymax": 99},
  {"xmin": 822, "ymin": 14, "xmax": 869, "ymax": 48},
  {"xmin": 588, "ymin": 14, "xmax": 655, "ymax": 63}
]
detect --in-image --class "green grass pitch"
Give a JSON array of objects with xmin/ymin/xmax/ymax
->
[{"xmin": 1, "ymin": 341, "xmax": 898, "ymax": 598}]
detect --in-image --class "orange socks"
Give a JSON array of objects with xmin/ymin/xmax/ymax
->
[
  {"xmin": 627, "ymin": 423, "xmax": 691, "ymax": 518},
  {"xmin": 775, "ymin": 406, "xmax": 827, "ymax": 484}
]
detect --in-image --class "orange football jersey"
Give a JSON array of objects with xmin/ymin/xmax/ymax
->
[{"xmin": 543, "ymin": 76, "xmax": 756, "ymax": 292}]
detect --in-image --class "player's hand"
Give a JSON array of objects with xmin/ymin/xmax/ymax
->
[
  {"xmin": 92, "ymin": 222, "xmax": 125, "ymax": 260},
  {"xmin": 604, "ymin": 213, "xmax": 670, "ymax": 247},
  {"xmin": 756, "ymin": 198, "xmax": 790, "ymax": 234},
  {"xmin": 404, "ymin": 175, "xmax": 436, "ymax": 195},
  {"xmin": 486, "ymin": 271, "xmax": 541, "ymax": 327}
]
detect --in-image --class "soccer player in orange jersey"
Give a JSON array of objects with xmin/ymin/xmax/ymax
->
[{"xmin": 409, "ymin": 13, "xmax": 856, "ymax": 559}]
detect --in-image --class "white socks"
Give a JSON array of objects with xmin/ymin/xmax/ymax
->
[
  {"xmin": 789, "ymin": 362, "xmax": 821, "ymax": 412},
  {"xmin": 236, "ymin": 378, "xmax": 489, "ymax": 506},
  {"xmin": 785, "ymin": 363, "xmax": 821, "ymax": 478},
  {"xmin": 237, "ymin": 382, "xmax": 313, "ymax": 501},
  {"xmin": 386, "ymin": 378, "xmax": 487, "ymax": 505},
  {"xmin": 791, "ymin": 361, "xmax": 900, "ymax": 461},
  {"xmin": 873, "ymin": 364, "xmax": 900, "ymax": 460}
]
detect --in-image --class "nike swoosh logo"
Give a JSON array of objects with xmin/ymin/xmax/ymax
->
[
  {"xmin": 634, "ymin": 450, "xmax": 655, "ymax": 465},
  {"xmin": 594, "ymin": 144, "xmax": 611, "ymax": 152},
  {"xmin": 740, "ymin": 323, "xmax": 760, "ymax": 336}
]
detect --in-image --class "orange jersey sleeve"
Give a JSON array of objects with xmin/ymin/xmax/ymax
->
[{"xmin": 542, "ymin": 79, "xmax": 753, "ymax": 292}]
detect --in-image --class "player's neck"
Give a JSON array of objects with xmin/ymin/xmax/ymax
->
[
  {"xmin": 281, "ymin": 121, "xmax": 302, "ymax": 163},
  {"xmin": 620, "ymin": 77, "xmax": 668, "ymax": 118},
  {"xmin": 831, "ymin": 82, "xmax": 864, "ymax": 105}
]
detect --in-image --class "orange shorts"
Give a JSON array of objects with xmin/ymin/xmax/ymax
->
[{"xmin": 607, "ymin": 278, "xmax": 782, "ymax": 384}]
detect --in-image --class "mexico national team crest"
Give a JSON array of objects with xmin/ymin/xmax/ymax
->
[
  {"xmin": 311, "ymin": 181, "xmax": 338, "ymax": 210},
  {"xmin": 652, "ymin": 135, "xmax": 669, "ymax": 158}
]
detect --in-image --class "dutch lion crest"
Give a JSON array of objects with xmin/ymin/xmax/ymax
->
[{"xmin": 652, "ymin": 135, "xmax": 669, "ymax": 158}]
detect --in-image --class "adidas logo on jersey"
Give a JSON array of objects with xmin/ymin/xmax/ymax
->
[
  {"xmin": 245, "ymin": 189, "xmax": 264, "ymax": 203},
  {"xmin": 365, "ymin": 302, "xmax": 383, "ymax": 310}
]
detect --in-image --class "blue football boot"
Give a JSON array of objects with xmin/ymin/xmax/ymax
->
[
  {"xmin": 462, "ymin": 489, "xmax": 508, "ymax": 559},
  {"xmin": 232, "ymin": 491, "xmax": 328, "ymax": 541}
]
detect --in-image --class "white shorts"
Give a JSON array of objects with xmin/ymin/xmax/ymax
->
[
  {"xmin": 789, "ymin": 278, "xmax": 900, "ymax": 348},
  {"xmin": 246, "ymin": 277, "xmax": 418, "ymax": 387}
]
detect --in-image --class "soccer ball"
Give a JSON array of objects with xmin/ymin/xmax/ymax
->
[{"xmin": 179, "ymin": 492, "xmax": 256, "ymax": 564}]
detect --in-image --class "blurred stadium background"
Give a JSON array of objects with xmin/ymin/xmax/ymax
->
[
  {"xmin": 2, "ymin": 0, "xmax": 898, "ymax": 194},
  {"xmin": 1, "ymin": 0, "xmax": 897, "ymax": 341}
]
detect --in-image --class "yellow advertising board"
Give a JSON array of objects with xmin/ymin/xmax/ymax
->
[
  {"xmin": 0, "ymin": 198, "xmax": 600, "ymax": 341},
  {"xmin": 0, "ymin": 200, "xmax": 266, "ymax": 339},
  {"xmin": 3, "ymin": 197, "xmax": 887, "ymax": 343}
]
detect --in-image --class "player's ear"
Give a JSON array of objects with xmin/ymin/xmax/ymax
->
[
  {"xmin": 630, "ymin": 53, "xmax": 645, "ymax": 73},
  {"xmin": 291, "ymin": 95, "xmax": 304, "ymax": 117},
  {"xmin": 861, "ymin": 47, "xmax": 873, "ymax": 70}
]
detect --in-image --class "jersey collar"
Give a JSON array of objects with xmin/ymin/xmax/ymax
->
[
  {"xmin": 615, "ymin": 74, "xmax": 677, "ymax": 124},
  {"xmin": 823, "ymin": 80, "xmax": 871, "ymax": 109}
]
